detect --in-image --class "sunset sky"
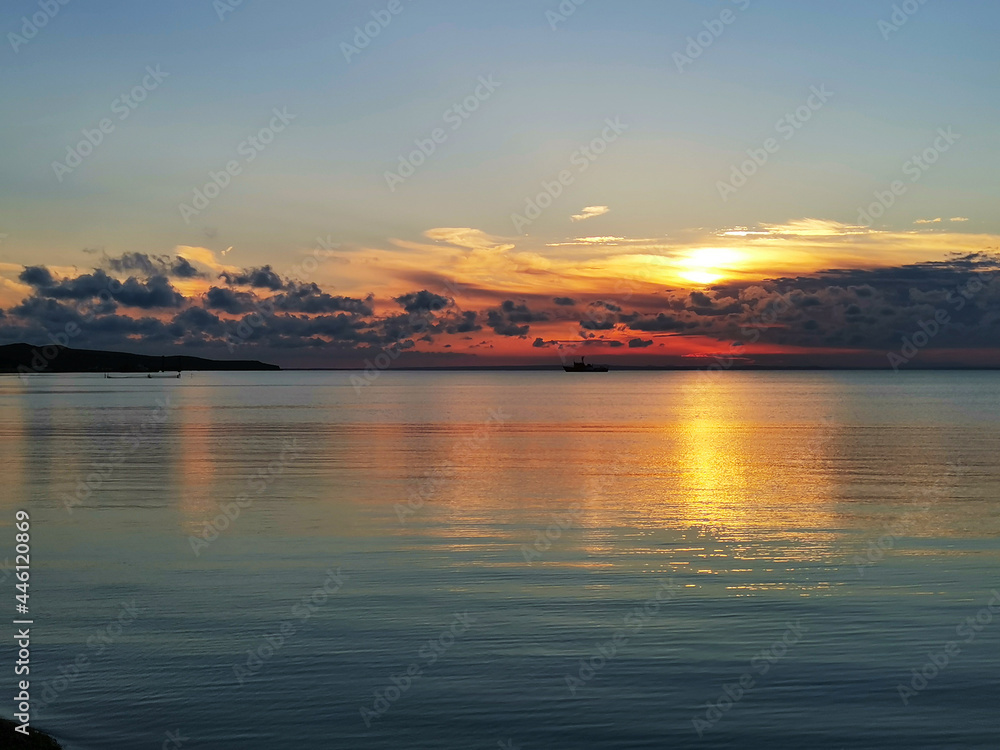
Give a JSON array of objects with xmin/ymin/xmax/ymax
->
[{"xmin": 2, "ymin": 0, "xmax": 999, "ymax": 367}]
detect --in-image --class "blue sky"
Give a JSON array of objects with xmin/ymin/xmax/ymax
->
[
  {"xmin": 2, "ymin": 0, "xmax": 999, "ymax": 367},
  {"xmin": 3, "ymin": 0, "xmax": 998, "ymax": 260}
]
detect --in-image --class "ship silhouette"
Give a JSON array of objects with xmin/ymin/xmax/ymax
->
[{"xmin": 563, "ymin": 357, "xmax": 609, "ymax": 373}]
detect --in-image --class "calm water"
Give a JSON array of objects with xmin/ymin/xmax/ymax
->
[{"xmin": 1, "ymin": 371, "xmax": 999, "ymax": 749}]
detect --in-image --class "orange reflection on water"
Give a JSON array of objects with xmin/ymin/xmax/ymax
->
[{"xmin": 173, "ymin": 389, "xmax": 221, "ymax": 528}]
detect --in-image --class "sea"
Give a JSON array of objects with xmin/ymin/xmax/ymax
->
[{"xmin": 1, "ymin": 371, "xmax": 998, "ymax": 749}]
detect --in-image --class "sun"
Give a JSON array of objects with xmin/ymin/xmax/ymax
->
[{"xmin": 679, "ymin": 247, "xmax": 741, "ymax": 286}]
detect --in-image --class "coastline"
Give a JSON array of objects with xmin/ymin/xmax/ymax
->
[{"xmin": 0, "ymin": 717, "xmax": 63, "ymax": 749}]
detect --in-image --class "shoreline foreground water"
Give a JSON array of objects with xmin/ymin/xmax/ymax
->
[{"xmin": 3, "ymin": 371, "xmax": 999, "ymax": 749}]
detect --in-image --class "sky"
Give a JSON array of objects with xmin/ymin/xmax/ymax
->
[{"xmin": 1, "ymin": 0, "xmax": 999, "ymax": 368}]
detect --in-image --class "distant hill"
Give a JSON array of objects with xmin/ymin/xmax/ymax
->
[{"xmin": 0, "ymin": 343, "xmax": 280, "ymax": 374}]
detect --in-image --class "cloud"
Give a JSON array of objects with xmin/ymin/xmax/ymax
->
[
  {"xmin": 393, "ymin": 290, "xmax": 451, "ymax": 314},
  {"xmin": 950, "ymin": 217, "xmax": 970, "ymax": 223},
  {"xmin": 16, "ymin": 267, "xmax": 184, "ymax": 309},
  {"xmin": 103, "ymin": 252, "xmax": 208, "ymax": 279},
  {"xmin": 175, "ymin": 246, "xmax": 234, "ymax": 274},
  {"xmin": 115, "ymin": 276, "xmax": 185, "ymax": 309},
  {"xmin": 204, "ymin": 287, "xmax": 257, "ymax": 314},
  {"xmin": 616, "ymin": 253, "xmax": 1000, "ymax": 354},
  {"xmin": 4, "ymin": 238, "xmax": 1000, "ymax": 369},
  {"xmin": 628, "ymin": 313, "xmax": 686, "ymax": 332},
  {"xmin": 915, "ymin": 218, "xmax": 943, "ymax": 225},
  {"xmin": 753, "ymin": 219, "xmax": 871, "ymax": 237},
  {"xmin": 485, "ymin": 300, "xmax": 548, "ymax": 337},
  {"xmin": 19, "ymin": 266, "xmax": 54, "ymax": 287},
  {"xmin": 545, "ymin": 236, "xmax": 663, "ymax": 247},
  {"xmin": 423, "ymin": 227, "xmax": 515, "ymax": 254},
  {"xmin": 220, "ymin": 265, "xmax": 285, "ymax": 290},
  {"xmin": 571, "ymin": 206, "xmax": 610, "ymax": 222},
  {"xmin": 172, "ymin": 257, "xmax": 204, "ymax": 278},
  {"xmin": 274, "ymin": 284, "xmax": 373, "ymax": 315},
  {"xmin": 443, "ymin": 310, "xmax": 482, "ymax": 334}
]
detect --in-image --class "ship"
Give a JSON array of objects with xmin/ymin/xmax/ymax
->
[{"xmin": 563, "ymin": 357, "xmax": 609, "ymax": 373}]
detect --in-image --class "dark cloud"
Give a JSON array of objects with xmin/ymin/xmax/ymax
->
[
  {"xmin": 104, "ymin": 252, "xmax": 207, "ymax": 279},
  {"xmin": 19, "ymin": 267, "xmax": 184, "ymax": 309},
  {"xmin": 19, "ymin": 266, "xmax": 54, "ymax": 287},
  {"xmin": 5, "ymin": 252, "xmax": 1000, "ymax": 366},
  {"xmin": 500, "ymin": 300, "xmax": 548, "ymax": 323},
  {"xmin": 580, "ymin": 318, "xmax": 615, "ymax": 331},
  {"xmin": 668, "ymin": 253, "xmax": 1000, "ymax": 352},
  {"xmin": 394, "ymin": 290, "xmax": 451, "ymax": 314},
  {"xmin": 105, "ymin": 252, "xmax": 161, "ymax": 276},
  {"xmin": 444, "ymin": 310, "xmax": 482, "ymax": 335},
  {"xmin": 629, "ymin": 313, "xmax": 685, "ymax": 332},
  {"xmin": 171, "ymin": 257, "xmax": 204, "ymax": 278},
  {"xmin": 485, "ymin": 301, "xmax": 548, "ymax": 337},
  {"xmin": 487, "ymin": 313, "xmax": 529, "ymax": 337},
  {"xmin": 172, "ymin": 307, "xmax": 223, "ymax": 331},
  {"xmin": 115, "ymin": 276, "xmax": 185, "ymax": 309},
  {"xmin": 205, "ymin": 287, "xmax": 258, "ymax": 314},
  {"xmin": 275, "ymin": 284, "xmax": 373, "ymax": 316},
  {"xmin": 221, "ymin": 265, "xmax": 285, "ymax": 290}
]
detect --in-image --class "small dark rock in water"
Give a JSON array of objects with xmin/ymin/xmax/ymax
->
[{"xmin": 0, "ymin": 717, "xmax": 62, "ymax": 749}]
